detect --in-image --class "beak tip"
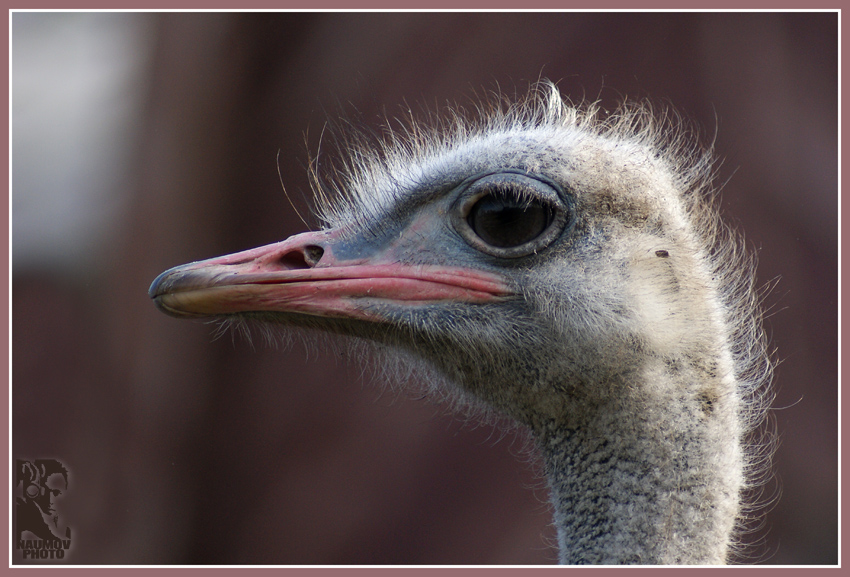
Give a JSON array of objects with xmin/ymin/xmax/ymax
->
[{"xmin": 148, "ymin": 275, "xmax": 165, "ymax": 299}]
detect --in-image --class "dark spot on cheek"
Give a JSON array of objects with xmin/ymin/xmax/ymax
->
[{"xmin": 655, "ymin": 249, "xmax": 669, "ymax": 258}]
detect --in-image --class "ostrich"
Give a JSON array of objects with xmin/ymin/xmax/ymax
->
[{"xmin": 149, "ymin": 83, "xmax": 771, "ymax": 565}]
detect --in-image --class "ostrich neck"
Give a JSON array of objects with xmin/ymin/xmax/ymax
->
[{"xmin": 535, "ymin": 365, "xmax": 743, "ymax": 565}]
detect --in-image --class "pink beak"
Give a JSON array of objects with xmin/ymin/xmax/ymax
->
[{"xmin": 149, "ymin": 229, "xmax": 512, "ymax": 322}]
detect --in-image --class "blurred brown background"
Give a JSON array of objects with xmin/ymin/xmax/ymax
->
[{"xmin": 12, "ymin": 12, "xmax": 837, "ymax": 564}]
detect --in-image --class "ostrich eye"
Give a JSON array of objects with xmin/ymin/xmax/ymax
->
[
  {"xmin": 452, "ymin": 172, "xmax": 571, "ymax": 258},
  {"xmin": 468, "ymin": 188, "xmax": 556, "ymax": 248}
]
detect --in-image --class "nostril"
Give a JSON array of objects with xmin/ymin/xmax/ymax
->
[
  {"xmin": 278, "ymin": 245, "xmax": 325, "ymax": 269},
  {"xmin": 278, "ymin": 250, "xmax": 309, "ymax": 270},
  {"xmin": 304, "ymin": 245, "xmax": 325, "ymax": 266}
]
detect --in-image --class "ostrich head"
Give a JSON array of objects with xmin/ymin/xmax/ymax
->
[{"xmin": 149, "ymin": 83, "xmax": 771, "ymax": 564}]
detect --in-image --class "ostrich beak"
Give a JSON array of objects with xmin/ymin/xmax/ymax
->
[{"xmin": 149, "ymin": 229, "xmax": 511, "ymax": 321}]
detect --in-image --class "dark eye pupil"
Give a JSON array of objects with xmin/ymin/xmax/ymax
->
[{"xmin": 468, "ymin": 189, "xmax": 555, "ymax": 248}]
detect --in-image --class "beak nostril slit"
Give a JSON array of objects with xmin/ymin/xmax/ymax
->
[
  {"xmin": 303, "ymin": 245, "xmax": 325, "ymax": 266},
  {"xmin": 278, "ymin": 245, "xmax": 324, "ymax": 269},
  {"xmin": 278, "ymin": 250, "xmax": 309, "ymax": 270}
]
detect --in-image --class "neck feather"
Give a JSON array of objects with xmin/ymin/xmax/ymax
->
[{"xmin": 536, "ymin": 356, "xmax": 743, "ymax": 565}]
